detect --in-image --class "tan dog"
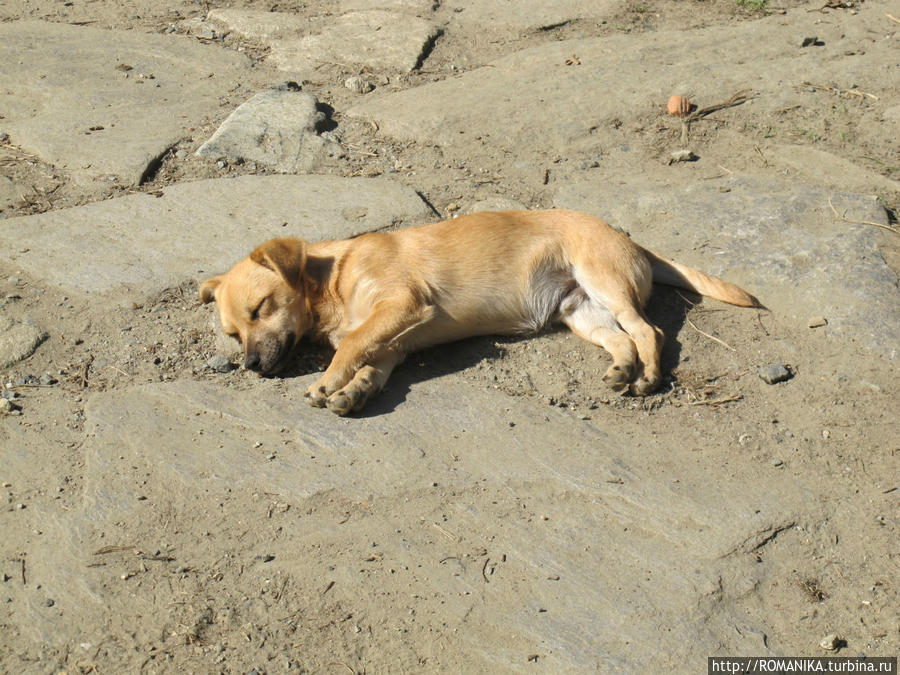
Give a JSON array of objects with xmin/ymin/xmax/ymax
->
[{"xmin": 200, "ymin": 210, "xmax": 758, "ymax": 415}]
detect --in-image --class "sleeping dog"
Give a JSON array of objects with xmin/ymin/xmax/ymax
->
[{"xmin": 200, "ymin": 209, "xmax": 758, "ymax": 415}]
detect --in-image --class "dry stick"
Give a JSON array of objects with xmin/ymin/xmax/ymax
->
[
  {"xmin": 686, "ymin": 318, "xmax": 737, "ymax": 351},
  {"xmin": 886, "ymin": 13, "xmax": 900, "ymax": 24},
  {"xmin": 689, "ymin": 394, "xmax": 743, "ymax": 406},
  {"xmin": 828, "ymin": 196, "xmax": 899, "ymax": 235},
  {"xmin": 684, "ymin": 89, "xmax": 753, "ymax": 124}
]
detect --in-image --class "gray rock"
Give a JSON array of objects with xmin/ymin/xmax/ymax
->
[
  {"xmin": 0, "ymin": 317, "xmax": 48, "ymax": 369},
  {"xmin": 206, "ymin": 354, "xmax": 234, "ymax": 373},
  {"xmin": 0, "ymin": 175, "xmax": 28, "ymax": 215},
  {"xmin": 758, "ymin": 363, "xmax": 793, "ymax": 385},
  {"xmin": 0, "ymin": 175, "xmax": 431, "ymax": 296},
  {"xmin": 270, "ymin": 11, "xmax": 440, "ymax": 74},
  {"xmin": 463, "ymin": 197, "xmax": 529, "ymax": 215},
  {"xmin": 340, "ymin": 0, "xmax": 436, "ymax": 11},
  {"xmin": 344, "ymin": 76, "xmax": 375, "ymax": 94},
  {"xmin": 348, "ymin": 14, "xmax": 899, "ymax": 158},
  {"xmin": 669, "ymin": 149, "xmax": 697, "ymax": 164},
  {"xmin": 196, "ymin": 84, "xmax": 340, "ymax": 174},
  {"xmin": 0, "ymin": 21, "xmax": 250, "ymax": 186},
  {"xmin": 205, "ymin": 9, "xmax": 311, "ymax": 42},
  {"xmin": 769, "ymin": 145, "xmax": 900, "ymax": 196},
  {"xmin": 554, "ymin": 175, "xmax": 899, "ymax": 357},
  {"xmin": 448, "ymin": 0, "xmax": 619, "ymax": 31},
  {"xmin": 3, "ymin": 377, "xmax": 812, "ymax": 668}
]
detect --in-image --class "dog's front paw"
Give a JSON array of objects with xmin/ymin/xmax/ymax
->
[
  {"xmin": 326, "ymin": 391, "xmax": 354, "ymax": 416},
  {"xmin": 629, "ymin": 375, "xmax": 660, "ymax": 396},
  {"xmin": 304, "ymin": 383, "xmax": 329, "ymax": 408}
]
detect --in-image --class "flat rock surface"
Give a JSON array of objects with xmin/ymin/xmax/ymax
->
[
  {"xmin": 0, "ymin": 21, "xmax": 250, "ymax": 187},
  {"xmin": 0, "ymin": 317, "xmax": 47, "ymax": 369},
  {"xmin": 554, "ymin": 175, "xmax": 900, "ymax": 357},
  {"xmin": 0, "ymin": 0, "xmax": 897, "ymax": 672},
  {"xmin": 448, "ymin": 0, "xmax": 621, "ymax": 31},
  {"xmin": 5, "ymin": 377, "xmax": 810, "ymax": 670},
  {"xmin": 270, "ymin": 11, "xmax": 440, "ymax": 73},
  {"xmin": 0, "ymin": 175, "xmax": 429, "ymax": 295},
  {"xmin": 196, "ymin": 84, "xmax": 341, "ymax": 173},
  {"xmin": 349, "ymin": 13, "xmax": 899, "ymax": 156}
]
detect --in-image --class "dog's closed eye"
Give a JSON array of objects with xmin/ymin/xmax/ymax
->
[{"xmin": 250, "ymin": 298, "xmax": 266, "ymax": 322}]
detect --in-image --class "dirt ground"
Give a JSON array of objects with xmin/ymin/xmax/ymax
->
[{"xmin": 1, "ymin": 0, "xmax": 898, "ymax": 673}]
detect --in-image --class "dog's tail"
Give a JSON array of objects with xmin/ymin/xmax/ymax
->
[{"xmin": 647, "ymin": 250, "xmax": 761, "ymax": 307}]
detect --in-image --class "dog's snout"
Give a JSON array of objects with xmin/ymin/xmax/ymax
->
[{"xmin": 245, "ymin": 352, "xmax": 262, "ymax": 372}]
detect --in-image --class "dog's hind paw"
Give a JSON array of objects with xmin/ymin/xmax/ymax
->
[
  {"xmin": 602, "ymin": 363, "xmax": 633, "ymax": 392},
  {"xmin": 628, "ymin": 375, "xmax": 660, "ymax": 396}
]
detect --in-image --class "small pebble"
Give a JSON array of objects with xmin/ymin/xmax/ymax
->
[
  {"xmin": 39, "ymin": 374, "xmax": 58, "ymax": 386},
  {"xmin": 808, "ymin": 316, "xmax": 827, "ymax": 328},
  {"xmin": 206, "ymin": 354, "xmax": 233, "ymax": 373},
  {"xmin": 344, "ymin": 75, "xmax": 374, "ymax": 94},
  {"xmin": 771, "ymin": 458, "xmax": 784, "ymax": 467},
  {"xmin": 45, "ymin": 599, "xmax": 55, "ymax": 607},
  {"xmin": 820, "ymin": 633, "xmax": 839, "ymax": 651},
  {"xmin": 758, "ymin": 363, "xmax": 793, "ymax": 384},
  {"xmin": 669, "ymin": 149, "xmax": 696, "ymax": 164},
  {"xmin": 266, "ymin": 453, "xmax": 276, "ymax": 461},
  {"xmin": 16, "ymin": 503, "xmax": 25, "ymax": 510}
]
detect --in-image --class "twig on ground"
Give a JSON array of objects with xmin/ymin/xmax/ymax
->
[
  {"xmin": 686, "ymin": 318, "xmax": 736, "ymax": 351},
  {"xmin": 828, "ymin": 196, "xmax": 899, "ymax": 234},
  {"xmin": 684, "ymin": 90, "xmax": 753, "ymax": 123},
  {"xmin": 689, "ymin": 394, "xmax": 743, "ymax": 406}
]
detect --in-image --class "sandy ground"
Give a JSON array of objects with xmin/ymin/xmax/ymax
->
[{"xmin": 1, "ymin": 0, "xmax": 898, "ymax": 673}]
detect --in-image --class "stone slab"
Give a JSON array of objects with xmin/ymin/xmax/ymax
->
[
  {"xmin": 0, "ymin": 317, "xmax": 47, "ymax": 369},
  {"xmin": 270, "ymin": 11, "xmax": 440, "ymax": 73},
  {"xmin": 0, "ymin": 175, "xmax": 430, "ymax": 296},
  {"xmin": 769, "ymin": 145, "xmax": 900, "ymax": 196},
  {"xmin": 5, "ymin": 376, "xmax": 812, "ymax": 668},
  {"xmin": 554, "ymin": 175, "xmax": 899, "ymax": 357},
  {"xmin": 340, "ymin": 0, "xmax": 436, "ymax": 12},
  {"xmin": 206, "ymin": 8, "xmax": 313, "ymax": 41},
  {"xmin": 196, "ymin": 84, "xmax": 341, "ymax": 173},
  {"xmin": 348, "ymin": 13, "xmax": 899, "ymax": 152},
  {"xmin": 448, "ymin": 0, "xmax": 621, "ymax": 31},
  {"xmin": 0, "ymin": 21, "xmax": 251, "ymax": 187}
]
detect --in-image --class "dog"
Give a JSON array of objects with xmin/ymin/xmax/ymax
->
[{"xmin": 200, "ymin": 209, "xmax": 758, "ymax": 415}]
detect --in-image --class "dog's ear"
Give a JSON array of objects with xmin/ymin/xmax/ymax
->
[
  {"xmin": 199, "ymin": 275, "xmax": 223, "ymax": 304},
  {"xmin": 250, "ymin": 238, "xmax": 308, "ymax": 288}
]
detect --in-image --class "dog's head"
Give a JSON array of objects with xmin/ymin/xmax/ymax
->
[{"xmin": 200, "ymin": 238, "xmax": 312, "ymax": 374}]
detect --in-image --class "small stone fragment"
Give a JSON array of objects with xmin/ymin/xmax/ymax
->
[
  {"xmin": 808, "ymin": 316, "xmax": 827, "ymax": 328},
  {"xmin": 344, "ymin": 75, "xmax": 375, "ymax": 94},
  {"xmin": 819, "ymin": 633, "xmax": 839, "ymax": 651},
  {"xmin": 206, "ymin": 354, "xmax": 234, "ymax": 373},
  {"xmin": 758, "ymin": 363, "xmax": 793, "ymax": 384},
  {"xmin": 0, "ymin": 399, "xmax": 13, "ymax": 415},
  {"xmin": 801, "ymin": 36, "xmax": 819, "ymax": 47},
  {"xmin": 668, "ymin": 149, "xmax": 696, "ymax": 164}
]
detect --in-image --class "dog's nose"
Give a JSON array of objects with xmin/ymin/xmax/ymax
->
[{"xmin": 245, "ymin": 353, "xmax": 262, "ymax": 372}]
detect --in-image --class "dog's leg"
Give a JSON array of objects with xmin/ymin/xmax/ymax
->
[
  {"xmin": 572, "ymin": 266, "xmax": 663, "ymax": 395},
  {"xmin": 323, "ymin": 350, "xmax": 404, "ymax": 416},
  {"xmin": 609, "ymin": 304, "xmax": 664, "ymax": 395},
  {"xmin": 305, "ymin": 298, "xmax": 435, "ymax": 410},
  {"xmin": 561, "ymin": 300, "xmax": 638, "ymax": 392}
]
